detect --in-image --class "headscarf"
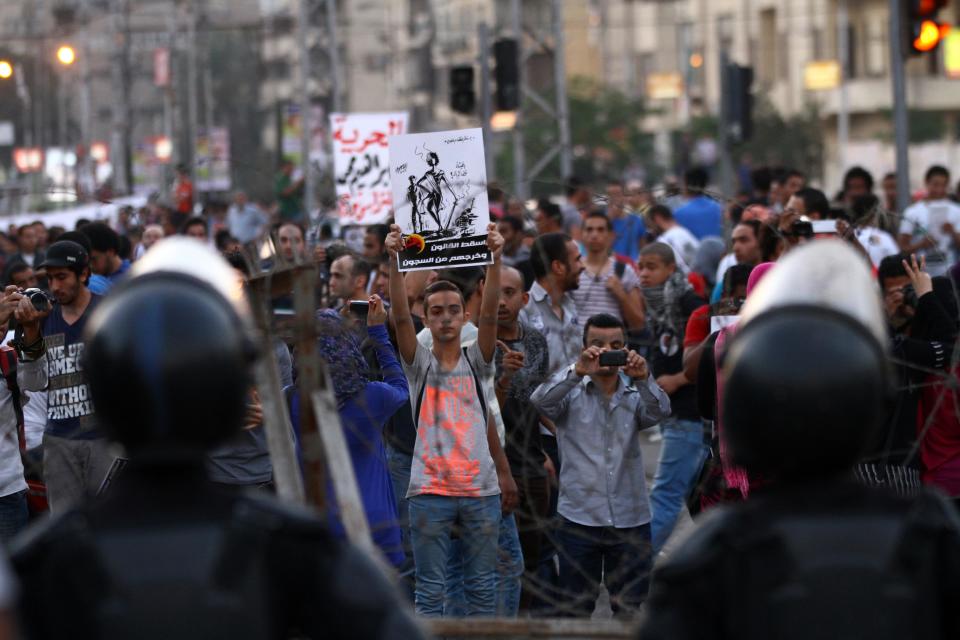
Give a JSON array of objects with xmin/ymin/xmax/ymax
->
[
  {"xmin": 746, "ymin": 261, "xmax": 775, "ymax": 297},
  {"xmin": 693, "ymin": 237, "xmax": 726, "ymax": 283},
  {"xmin": 316, "ymin": 309, "xmax": 369, "ymax": 408},
  {"xmin": 714, "ymin": 261, "xmax": 776, "ymax": 499}
]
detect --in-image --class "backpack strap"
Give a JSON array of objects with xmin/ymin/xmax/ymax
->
[
  {"xmin": 0, "ymin": 346, "xmax": 24, "ymax": 451},
  {"xmin": 412, "ymin": 349, "xmax": 488, "ymax": 428},
  {"xmin": 614, "ymin": 259, "xmax": 627, "ymax": 280},
  {"xmin": 462, "ymin": 347, "xmax": 488, "ymax": 420}
]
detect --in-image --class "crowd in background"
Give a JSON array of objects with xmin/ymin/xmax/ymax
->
[{"xmin": 0, "ymin": 159, "xmax": 957, "ymax": 621}]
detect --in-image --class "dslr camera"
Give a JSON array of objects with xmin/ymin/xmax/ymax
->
[{"xmin": 22, "ymin": 288, "xmax": 52, "ymax": 313}]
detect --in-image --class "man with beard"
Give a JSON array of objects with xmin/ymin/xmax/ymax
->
[
  {"xmin": 531, "ymin": 313, "xmax": 669, "ymax": 617},
  {"xmin": 12, "ymin": 241, "xmax": 115, "ymax": 511}
]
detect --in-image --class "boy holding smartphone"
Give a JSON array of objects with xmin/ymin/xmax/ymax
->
[{"xmin": 530, "ymin": 313, "xmax": 670, "ymax": 618}]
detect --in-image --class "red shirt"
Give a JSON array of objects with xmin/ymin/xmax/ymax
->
[
  {"xmin": 683, "ymin": 304, "xmax": 711, "ymax": 349},
  {"xmin": 174, "ymin": 178, "xmax": 194, "ymax": 214}
]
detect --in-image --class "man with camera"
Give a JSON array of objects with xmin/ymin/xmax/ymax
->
[
  {"xmin": 530, "ymin": 313, "xmax": 670, "ymax": 618},
  {"xmin": 7, "ymin": 240, "xmax": 115, "ymax": 511}
]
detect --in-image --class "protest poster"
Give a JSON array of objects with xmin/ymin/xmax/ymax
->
[
  {"xmin": 332, "ymin": 112, "xmax": 408, "ymax": 225},
  {"xmin": 195, "ymin": 127, "xmax": 231, "ymax": 192},
  {"xmin": 388, "ymin": 128, "xmax": 491, "ymax": 272}
]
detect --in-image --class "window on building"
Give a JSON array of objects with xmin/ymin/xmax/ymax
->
[
  {"xmin": 846, "ymin": 24, "xmax": 858, "ymax": 79},
  {"xmin": 811, "ymin": 27, "xmax": 824, "ymax": 60},
  {"xmin": 865, "ymin": 16, "xmax": 886, "ymax": 76},
  {"xmin": 758, "ymin": 9, "xmax": 777, "ymax": 86}
]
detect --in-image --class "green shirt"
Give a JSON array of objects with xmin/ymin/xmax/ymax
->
[{"xmin": 275, "ymin": 172, "xmax": 304, "ymax": 222}]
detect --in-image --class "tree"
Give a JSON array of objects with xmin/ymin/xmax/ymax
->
[{"xmin": 496, "ymin": 76, "xmax": 654, "ymax": 198}]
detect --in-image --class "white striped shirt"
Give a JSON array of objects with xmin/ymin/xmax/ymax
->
[{"xmin": 571, "ymin": 257, "xmax": 639, "ymax": 325}]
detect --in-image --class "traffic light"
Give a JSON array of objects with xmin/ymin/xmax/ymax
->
[
  {"xmin": 723, "ymin": 63, "xmax": 754, "ymax": 144},
  {"xmin": 0, "ymin": 60, "xmax": 12, "ymax": 80},
  {"xmin": 493, "ymin": 38, "xmax": 520, "ymax": 111},
  {"xmin": 904, "ymin": 0, "xmax": 951, "ymax": 56},
  {"xmin": 449, "ymin": 66, "xmax": 476, "ymax": 114}
]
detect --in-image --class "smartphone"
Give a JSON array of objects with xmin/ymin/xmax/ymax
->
[
  {"xmin": 598, "ymin": 350, "xmax": 628, "ymax": 367},
  {"xmin": 811, "ymin": 220, "xmax": 838, "ymax": 235},
  {"xmin": 349, "ymin": 300, "xmax": 370, "ymax": 317}
]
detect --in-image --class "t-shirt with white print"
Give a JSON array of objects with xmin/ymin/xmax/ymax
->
[
  {"xmin": 402, "ymin": 340, "xmax": 499, "ymax": 499},
  {"xmin": 899, "ymin": 199, "xmax": 960, "ymax": 275}
]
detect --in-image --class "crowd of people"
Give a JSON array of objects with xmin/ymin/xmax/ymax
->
[{"xmin": 0, "ymin": 159, "xmax": 956, "ymax": 627}]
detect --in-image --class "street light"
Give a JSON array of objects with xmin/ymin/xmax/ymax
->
[
  {"xmin": 0, "ymin": 61, "xmax": 12, "ymax": 79},
  {"xmin": 56, "ymin": 45, "xmax": 76, "ymax": 66}
]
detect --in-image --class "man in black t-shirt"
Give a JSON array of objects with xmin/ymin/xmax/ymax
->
[
  {"xmin": 637, "ymin": 242, "xmax": 707, "ymax": 554},
  {"xmin": 493, "ymin": 266, "xmax": 550, "ymax": 610},
  {"xmin": 12, "ymin": 241, "xmax": 114, "ymax": 511}
]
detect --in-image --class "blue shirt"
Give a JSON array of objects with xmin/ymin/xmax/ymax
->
[
  {"xmin": 42, "ymin": 294, "xmax": 102, "ymax": 439},
  {"xmin": 87, "ymin": 259, "xmax": 131, "ymax": 296},
  {"xmin": 674, "ymin": 196, "xmax": 722, "ymax": 240},
  {"xmin": 289, "ymin": 324, "xmax": 409, "ymax": 566},
  {"xmin": 610, "ymin": 212, "xmax": 646, "ymax": 261}
]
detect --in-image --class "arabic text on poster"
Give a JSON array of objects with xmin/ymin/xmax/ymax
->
[
  {"xmin": 332, "ymin": 112, "xmax": 408, "ymax": 225},
  {"xmin": 388, "ymin": 128, "xmax": 491, "ymax": 272}
]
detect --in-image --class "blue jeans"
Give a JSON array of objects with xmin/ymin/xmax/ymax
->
[
  {"xmin": 408, "ymin": 494, "xmax": 501, "ymax": 617},
  {"xmin": 443, "ymin": 512, "xmax": 523, "ymax": 617},
  {"xmin": 0, "ymin": 490, "xmax": 28, "ymax": 543},
  {"xmin": 649, "ymin": 419, "xmax": 709, "ymax": 554},
  {"xmin": 385, "ymin": 445, "xmax": 414, "ymax": 598},
  {"xmin": 556, "ymin": 518, "xmax": 652, "ymax": 617}
]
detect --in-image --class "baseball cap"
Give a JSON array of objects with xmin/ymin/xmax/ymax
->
[{"xmin": 39, "ymin": 240, "xmax": 89, "ymax": 270}]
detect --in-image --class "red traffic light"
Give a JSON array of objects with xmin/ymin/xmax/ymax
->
[{"xmin": 914, "ymin": 19, "xmax": 950, "ymax": 52}]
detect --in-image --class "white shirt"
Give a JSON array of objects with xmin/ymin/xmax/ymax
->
[
  {"xmin": 715, "ymin": 252, "xmax": 738, "ymax": 286},
  {"xmin": 855, "ymin": 227, "xmax": 900, "ymax": 268},
  {"xmin": 416, "ymin": 322, "xmax": 505, "ymax": 445},
  {"xmin": 899, "ymin": 199, "xmax": 960, "ymax": 275},
  {"xmin": 657, "ymin": 225, "xmax": 698, "ymax": 274}
]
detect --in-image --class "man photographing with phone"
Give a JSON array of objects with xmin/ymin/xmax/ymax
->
[{"xmin": 530, "ymin": 313, "xmax": 670, "ymax": 618}]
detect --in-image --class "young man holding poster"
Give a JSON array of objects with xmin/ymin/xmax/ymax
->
[{"xmin": 386, "ymin": 222, "xmax": 518, "ymax": 618}]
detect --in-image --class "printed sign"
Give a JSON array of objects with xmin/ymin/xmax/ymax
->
[
  {"xmin": 195, "ymin": 126, "xmax": 231, "ymax": 192},
  {"xmin": 331, "ymin": 112, "xmax": 407, "ymax": 225},
  {"xmin": 389, "ymin": 128, "xmax": 491, "ymax": 272}
]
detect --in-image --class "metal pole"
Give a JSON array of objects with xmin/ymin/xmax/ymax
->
[
  {"xmin": 837, "ymin": 0, "xmax": 849, "ymax": 178},
  {"xmin": 510, "ymin": 0, "xmax": 526, "ymax": 199},
  {"xmin": 79, "ymin": 0, "xmax": 94, "ymax": 201},
  {"xmin": 187, "ymin": 0, "xmax": 199, "ymax": 188},
  {"xmin": 716, "ymin": 23, "xmax": 734, "ymax": 198},
  {"xmin": 553, "ymin": 0, "xmax": 573, "ymax": 178},
  {"xmin": 165, "ymin": 11, "xmax": 177, "ymax": 180},
  {"xmin": 297, "ymin": 0, "xmax": 315, "ymax": 220},
  {"xmin": 325, "ymin": 0, "xmax": 343, "ymax": 113},
  {"xmin": 478, "ymin": 22, "xmax": 494, "ymax": 179},
  {"xmin": 889, "ymin": 0, "xmax": 911, "ymax": 212}
]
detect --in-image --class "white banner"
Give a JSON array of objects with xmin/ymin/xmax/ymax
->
[
  {"xmin": 331, "ymin": 112, "xmax": 407, "ymax": 225},
  {"xmin": 388, "ymin": 127, "xmax": 491, "ymax": 271}
]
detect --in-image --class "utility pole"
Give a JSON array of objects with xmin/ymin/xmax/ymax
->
[
  {"xmin": 838, "ymin": 0, "xmax": 850, "ymax": 178},
  {"xmin": 510, "ymin": 0, "xmax": 526, "ymax": 199},
  {"xmin": 478, "ymin": 22, "xmax": 494, "ymax": 178},
  {"xmin": 889, "ymin": 0, "xmax": 911, "ymax": 212},
  {"xmin": 111, "ymin": 0, "xmax": 131, "ymax": 195},
  {"xmin": 325, "ymin": 0, "xmax": 343, "ymax": 113},
  {"xmin": 553, "ymin": 0, "xmax": 572, "ymax": 178},
  {"xmin": 716, "ymin": 23, "xmax": 734, "ymax": 199},
  {"xmin": 506, "ymin": 0, "xmax": 571, "ymax": 199},
  {"xmin": 186, "ymin": 0, "xmax": 199, "ymax": 187},
  {"xmin": 297, "ymin": 0, "xmax": 315, "ymax": 219}
]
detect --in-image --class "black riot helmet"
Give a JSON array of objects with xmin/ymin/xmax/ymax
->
[
  {"xmin": 84, "ymin": 238, "xmax": 257, "ymax": 455},
  {"xmin": 722, "ymin": 240, "xmax": 891, "ymax": 480}
]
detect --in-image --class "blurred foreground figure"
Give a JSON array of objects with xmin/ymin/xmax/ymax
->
[
  {"xmin": 10, "ymin": 239, "xmax": 423, "ymax": 639},
  {"xmin": 640, "ymin": 241, "xmax": 960, "ymax": 639}
]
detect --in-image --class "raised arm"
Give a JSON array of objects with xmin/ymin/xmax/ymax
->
[
  {"xmin": 530, "ymin": 346, "xmax": 600, "ymax": 421},
  {"xmin": 477, "ymin": 222, "xmax": 503, "ymax": 363},
  {"xmin": 385, "ymin": 224, "xmax": 418, "ymax": 364}
]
